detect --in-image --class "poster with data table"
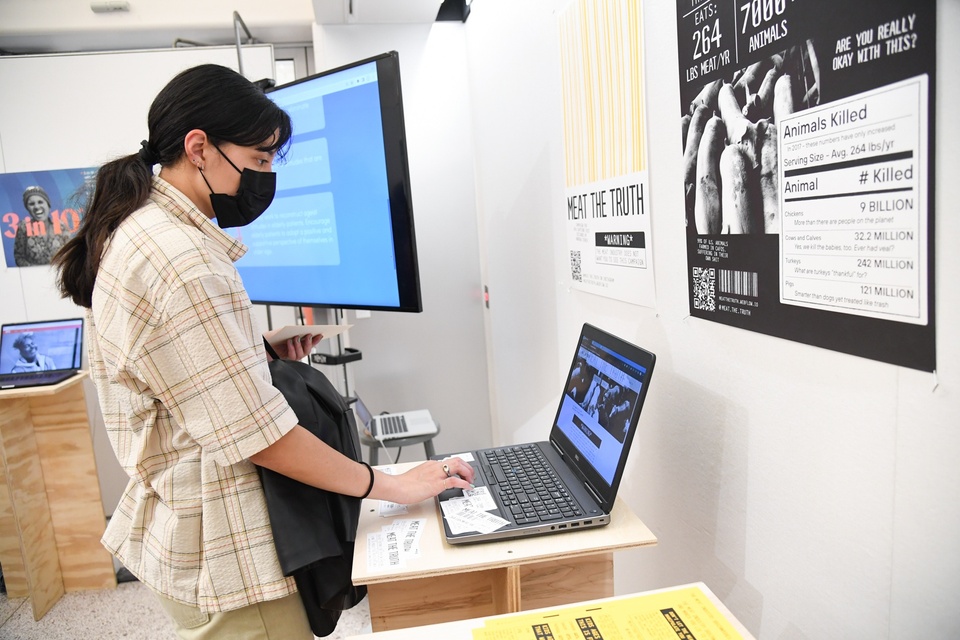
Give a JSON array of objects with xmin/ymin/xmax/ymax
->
[
  {"xmin": 779, "ymin": 76, "xmax": 927, "ymax": 324},
  {"xmin": 675, "ymin": 0, "xmax": 936, "ymax": 370}
]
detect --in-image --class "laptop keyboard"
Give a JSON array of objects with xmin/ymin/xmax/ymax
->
[
  {"xmin": 0, "ymin": 371, "xmax": 72, "ymax": 386},
  {"xmin": 0, "ymin": 373, "xmax": 44, "ymax": 384},
  {"xmin": 482, "ymin": 444, "xmax": 583, "ymax": 525},
  {"xmin": 379, "ymin": 415, "xmax": 408, "ymax": 436}
]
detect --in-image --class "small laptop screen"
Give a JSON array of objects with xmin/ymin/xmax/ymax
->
[
  {"xmin": 353, "ymin": 394, "xmax": 374, "ymax": 428},
  {"xmin": 554, "ymin": 329, "xmax": 652, "ymax": 487},
  {"xmin": 0, "ymin": 318, "xmax": 84, "ymax": 374}
]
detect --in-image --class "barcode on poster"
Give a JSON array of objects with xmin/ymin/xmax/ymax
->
[
  {"xmin": 719, "ymin": 269, "xmax": 759, "ymax": 297},
  {"xmin": 693, "ymin": 267, "xmax": 716, "ymax": 311},
  {"xmin": 570, "ymin": 250, "xmax": 582, "ymax": 282}
]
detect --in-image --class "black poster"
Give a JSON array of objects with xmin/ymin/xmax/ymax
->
[{"xmin": 676, "ymin": 0, "xmax": 936, "ymax": 370}]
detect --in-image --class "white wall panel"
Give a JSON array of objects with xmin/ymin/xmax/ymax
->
[
  {"xmin": 0, "ymin": 45, "xmax": 276, "ymax": 513},
  {"xmin": 464, "ymin": 0, "xmax": 959, "ymax": 637},
  {"xmin": 311, "ymin": 23, "xmax": 493, "ymax": 458}
]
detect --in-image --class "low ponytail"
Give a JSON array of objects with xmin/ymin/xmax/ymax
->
[
  {"xmin": 53, "ymin": 154, "xmax": 153, "ymax": 308},
  {"xmin": 53, "ymin": 63, "xmax": 291, "ymax": 309}
]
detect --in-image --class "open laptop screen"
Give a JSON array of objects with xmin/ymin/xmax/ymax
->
[
  {"xmin": 352, "ymin": 394, "xmax": 374, "ymax": 428},
  {"xmin": 0, "ymin": 318, "xmax": 84, "ymax": 374},
  {"xmin": 550, "ymin": 324, "xmax": 655, "ymax": 509}
]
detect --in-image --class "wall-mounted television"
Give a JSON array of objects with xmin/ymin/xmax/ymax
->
[{"xmin": 232, "ymin": 51, "xmax": 422, "ymax": 312}]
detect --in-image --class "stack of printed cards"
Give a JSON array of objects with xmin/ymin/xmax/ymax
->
[{"xmin": 439, "ymin": 485, "xmax": 510, "ymax": 535}]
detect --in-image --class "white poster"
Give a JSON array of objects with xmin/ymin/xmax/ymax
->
[
  {"xmin": 779, "ymin": 76, "xmax": 928, "ymax": 325},
  {"xmin": 559, "ymin": 0, "xmax": 655, "ymax": 307}
]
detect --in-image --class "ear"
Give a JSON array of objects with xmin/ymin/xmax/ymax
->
[{"xmin": 183, "ymin": 129, "xmax": 208, "ymax": 169}]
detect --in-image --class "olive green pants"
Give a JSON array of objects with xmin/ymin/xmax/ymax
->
[{"xmin": 153, "ymin": 591, "xmax": 313, "ymax": 640}]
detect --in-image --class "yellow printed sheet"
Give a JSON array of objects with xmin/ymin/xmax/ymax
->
[{"xmin": 472, "ymin": 587, "xmax": 744, "ymax": 640}]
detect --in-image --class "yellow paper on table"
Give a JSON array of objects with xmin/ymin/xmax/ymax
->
[{"xmin": 474, "ymin": 586, "xmax": 744, "ymax": 640}]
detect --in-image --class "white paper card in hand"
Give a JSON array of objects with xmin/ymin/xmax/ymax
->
[{"xmin": 264, "ymin": 324, "xmax": 351, "ymax": 343}]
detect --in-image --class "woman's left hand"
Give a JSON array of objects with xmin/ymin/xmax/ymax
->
[{"xmin": 269, "ymin": 334, "xmax": 324, "ymax": 361}]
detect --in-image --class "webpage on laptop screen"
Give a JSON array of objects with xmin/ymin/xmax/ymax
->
[
  {"xmin": 0, "ymin": 319, "xmax": 83, "ymax": 374},
  {"xmin": 557, "ymin": 338, "xmax": 647, "ymax": 486}
]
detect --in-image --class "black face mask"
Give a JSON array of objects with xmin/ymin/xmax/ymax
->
[{"xmin": 199, "ymin": 143, "xmax": 276, "ymax": 229}]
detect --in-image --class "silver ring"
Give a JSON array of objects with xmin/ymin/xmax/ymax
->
[{"xmin": 442, "ymin": 463, "xmax": 451, "ymax": 477}]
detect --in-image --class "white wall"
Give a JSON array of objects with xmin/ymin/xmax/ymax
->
[
  {"xmin": 0, "ymin": 0, "xmax": 313, "ymax": 52},
  {"xmin": 462, "ymin": 3, "xmax": 565, "ymax": 448},
  {"xmin": 311, "ymin": 23, "xmax": 494, "ymax": 458},
  {"xmin": 0, "ymin": 46, "xmax": 278, "ymax": 514},
  {"xmin": 465, "ymin": 1, "xmax": 959, "ymax": 638}
]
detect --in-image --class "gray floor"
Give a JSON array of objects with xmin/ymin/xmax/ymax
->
[{"xmin": 0, "ymin": 581, "xmax": 372, "ymax": 639}]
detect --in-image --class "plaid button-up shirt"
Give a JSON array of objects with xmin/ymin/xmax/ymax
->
[{"xmin": 92, "ymin": 176, "xmax": 298, "ymax": 612}]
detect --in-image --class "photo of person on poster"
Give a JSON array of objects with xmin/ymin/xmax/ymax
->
[
  {"xmin": 1, "ymin": 167, "xmax": 94, "ymax": 269},
  {"xmin": 13, "ymin": 185, "xmax": 69, "ymax": 267}
]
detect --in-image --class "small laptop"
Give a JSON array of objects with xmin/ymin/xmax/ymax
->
[
  {"xmin": 0, "ymin": 318, "xmax": 84, "ymax": 390},
  {"xmin": 434, "ymin": 323, "xmax": 656, "ymax": 544},
  {"xmin": 353, "ymin": 393, "xmax": 438, "ymax": 442}
]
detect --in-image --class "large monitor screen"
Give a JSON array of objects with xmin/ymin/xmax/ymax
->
[{"xmin": 232, "ymin": 52, "xmax": 422, "ymax": 312}]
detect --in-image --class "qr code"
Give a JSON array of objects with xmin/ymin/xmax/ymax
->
[
  {"xmin": 692, "ymin": 267, "xmax": 716, "ymax": 311},
  {"xmin": 570, "ymin": 250, "xmax": 582, "ymax": 282}
]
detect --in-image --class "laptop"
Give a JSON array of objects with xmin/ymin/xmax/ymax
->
[
  {"xmin": 353, "ymin": 393, "xmax": 439, "ymax": 442},
  {"xmin": 0, "ymin": 318, "xmax": 84, "ymax": 390},
  {"xmin": 434, "ymin": 323, "xmax": 655, "ymax": 544}
]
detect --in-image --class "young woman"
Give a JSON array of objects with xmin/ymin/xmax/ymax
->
[{"xmin": 53, "ymin": 64, "xmax": 473, "ymax": 639}]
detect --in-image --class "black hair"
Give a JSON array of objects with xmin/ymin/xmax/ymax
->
[{"xmin": 53, "ymin": 64, "xmax": 292, "ymax": 308}]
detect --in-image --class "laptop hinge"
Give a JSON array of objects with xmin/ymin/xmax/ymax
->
[
  {"xmin": 550, "ymin": 439, "xmax": 564, "ymax": 457},
  {"xmin": 584, "ymin": 481, "xmax": 603, "ymax": 506}
]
